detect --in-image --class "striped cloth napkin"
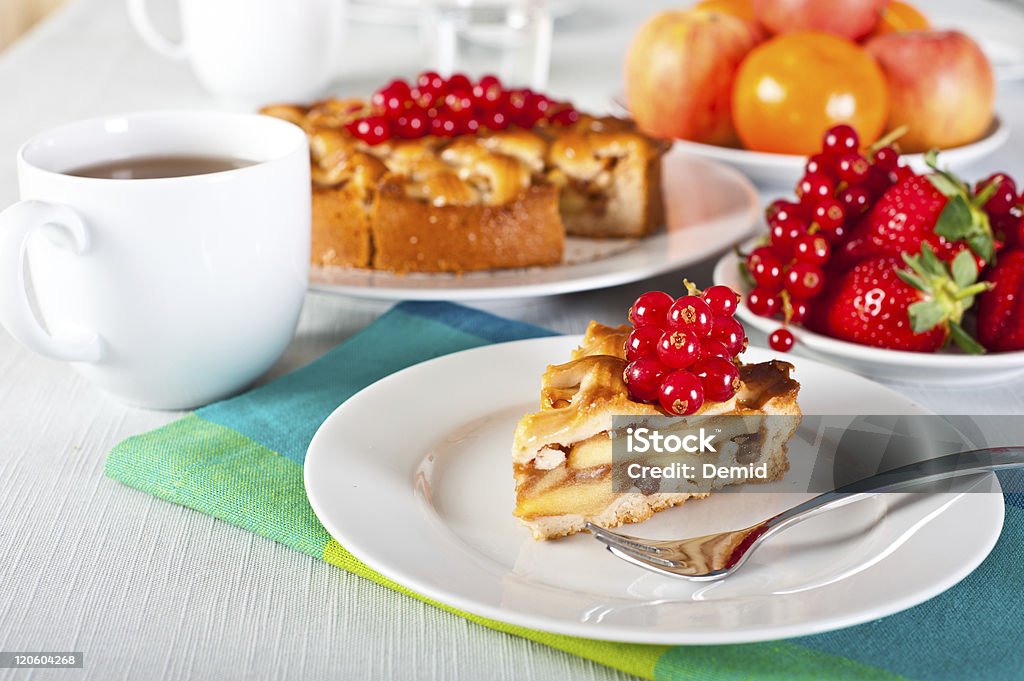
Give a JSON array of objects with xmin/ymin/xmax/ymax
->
[{"xmin": 106, "ymin": 301, "xmax": 1024, "ymax": 681}]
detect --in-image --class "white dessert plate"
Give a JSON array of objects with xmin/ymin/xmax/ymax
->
[
  {"xmin": 304, "ymin": 336, "xmax": 1004, "ymax": 644},
  {"xmin": 714, "ymin": 241, "xmax": 1024, "ymax": 384},
  {"xmin": 609, "ymin": 96, "xmax": 1010, "ymax": 188},
  {"xmin": 307, "ymin": 149, "xmax": 759, "ymax": 300}
]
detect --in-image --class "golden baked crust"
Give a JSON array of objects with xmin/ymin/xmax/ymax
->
[
  {"xmin": 262, "ymin": 100, "xmax": 668, "ymax": 273},
  {"xmin": 512, "ymin": 322, "xmax": 802, "ymax": 540}
]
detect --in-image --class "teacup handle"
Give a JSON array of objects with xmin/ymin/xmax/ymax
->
[
  {"xmin": 0, "ymin": 200, "xmax": 105, "ymax": 363},
  {"xmin": 127, "ymin": 0, "xmax": 189, "ymax": 60}
]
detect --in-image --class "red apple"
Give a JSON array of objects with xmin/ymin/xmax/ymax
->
[
  {"xmin": 865, "ymin": 30, "xmax": 994, "ymax": 152},
  {"xmin": 752, "ymin": 0, "xmax": 889, "ymax": 41},
  {"xmin": 624, "ymin": 10, "xmax": 761, "ymax": 145}
]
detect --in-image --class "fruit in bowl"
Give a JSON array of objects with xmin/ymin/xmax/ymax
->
[
  {"xmin": 865, "ymin": 30, "xmax": 995, "ymax": 153},
  {"xmin": 731, "ymin": 32, "xmax": 889, "ymax": 155},
  {"xmin": 624, "ymin": 8, "xmax": 763, "ymax": 146},
  {"xmin": 623, "ymin": 1, "xmax": 996, "ymax": 158},
  {"xmin": 752, "ymin": 0, "xmax": 889, "ymax": 41},
  {"xmin": 737, "ymin": 123, "xmax": 1024, "ymax": 355}
]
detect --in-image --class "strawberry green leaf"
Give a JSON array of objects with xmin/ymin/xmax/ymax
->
[
  {"xmin": 908, "ymin": 299, "xmax": 946, "ymax": 333},
  {"xmin": 933, "ymin": 195, "xmax": 974, "ymax": 240},
  {"xmin": 927, "ymin": 173, "xmax": 962, "ymax": 198},
  {"xmin": 967, "ymin": 232, "xmax": 995, "ymax": 264},
  {"xmin": 950, "ymin": 249, "xmax": 978, "ymax": 288},
  {"xmin": 896, "ymin": 268, "xmax": 928, "ymax": 292},
  {"xmin": 949, "ymin": 321, "xmax": 986, "ymax": 355}
]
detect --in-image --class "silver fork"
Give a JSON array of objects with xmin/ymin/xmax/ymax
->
[{"xmin": 586, "ymin": 446, "xmax": 1024, "ymax": 581}]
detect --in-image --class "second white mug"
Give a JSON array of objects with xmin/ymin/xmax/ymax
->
[{"xmin": 128, "ymin": 0, "xmax": 345, "ymax": 105}]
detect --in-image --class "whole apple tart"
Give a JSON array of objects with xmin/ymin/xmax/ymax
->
[{"xmin": 262, "ymin": 72, "xmax": 669, "ymax": 274}]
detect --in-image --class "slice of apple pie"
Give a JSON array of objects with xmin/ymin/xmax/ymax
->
[{"xmin": 512, "ymin": 321, "xmax": 802, "ymax": 540}]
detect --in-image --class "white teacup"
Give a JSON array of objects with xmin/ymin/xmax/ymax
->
[
  {"xmin": 0, "ymin": 111, "xmax": 311, "ymax": 410},
  {"xmin": 128, "ymin": 0, "xmax": 344, "ymax": 105}
]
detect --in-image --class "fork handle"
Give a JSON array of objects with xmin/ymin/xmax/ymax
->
[{"xmin": 766, "ymin": 446, "xmax": 1024, "ymax": 533}]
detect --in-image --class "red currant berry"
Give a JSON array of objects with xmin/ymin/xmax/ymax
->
[
  {"xmin": 624, "ymin": 358, "xmax": 671, "ymax": 403},
  {"xmin": 626, "ymin": 326, "xmax": 662, "ymax": 361},
  {"xmin": 766, "ymin": 199, "xmax": 804, "ymax": 225},
  {"xmin": 822, "ymin": 124, "xmax": 859, "ymax": 157},
  {"xmin": 482, "ymin": 109, "xmax": 510, "ymax": 131},
  {"xmin": 864, "ymin": 166, "xmax": 894, "ymax": 200},
  {"xmin": 523, "ymin": 92, "xmax": 552, "ymax": 120},
  {"xmin": 667, "ymin": 296, "xmax": 714, "ymax": 337},
  {"xmin": 444, "ymin": 89, "xmax": 474, "ymax": 113},
  {"xmin": 699, "ymin": 339, "xmax": 732, "ymax": 360},
  {"xmin": 747, "ymin": 287, "xmax": 780, "ymax": 317},
  {"xmin": 506, "ymin": 89, "xmax": 529, "ymax": 114},
  {"xmin": 797, "ymin": 173, "xmax": 835, "ymax": 205},
  {"xmin": 430, "ymin": 112, "xmax": 459, "ymax": 137},
  {"xmin": 805, "ymin": 153, "xmax": 835, "ymax": 179},
  {"xmin": 657, "ymin": 329, "xmax": 701, "ymax": 369},
  {"xmin": 445, "ymin": 73, "xmax": 472, "ymax": 93},
  {"xmin": 691, "ymin": 357, "xmax": 740, "ymax": 403},
  {"xmin": 787, "ymin": 298, "xmax": 810, "ymax": 324},
  {"xmin": 838, "ymin": 186, "xmax": 871, "ymax": 216},
  {"xmin": 792, "ymin": 233, "xmax": 831, "ymax": 266},
  {"xmin": 769, "ymin": 328, "xmax": 795, "ymax": 352},
  {"xmin": 811, "ymin": 197, "xmax": 846, "ymax": 232},
  {"xmin": 872, "ymin": 145, "xmax": 900, "ymax": 171},
  {"xmin": 471, "ymin": 74, "xmax": 503, "ymax": 109},
  {"xmin": 629, "ymin": 291, "xmax": 673, "ymax": 328},
  {"xmin": 416, "ymin": 71, "xmax": 445, "ymax": 98},
  {"xmin": 746, "ymin": 247, "xmax": 784, "ymax": 289},
  {"xmin": 372, "ymin": 79, "xmax": 412, "ymax": 115},
  {"xmin": 702, "ymin": 285, "xmax": 740, "ymax": 317},
  {"xmin": 835, "ymin": 152, "xmax": 871, "ymax": 184},
  {"xmin": 769, "ymin": 214, "xmax": 808, "ymax": 257},
  {"xmin": 784, "ymin": 262, "xmax": 825, "ymax": 298},
  {"xmin": 347, "ymin": 116, "xmax": 392, "ymax": 145},
  {"xmin": 658, "ymin": 370, "xmax": 705, "ymax": 416},
  {"xmin": 977, "ymin": 173, "xmax": 1018, "ymax": 217},
  {"xmin": 549, "ymin": 107, "xmax": 580, "ymax": 126},
  {"xmin": 710, "ymin": 315, "xmax": 747, "ymax": 356},
  {"xmin": 395, "ymin": 109, "xmax": 430, "ymax": 138}
]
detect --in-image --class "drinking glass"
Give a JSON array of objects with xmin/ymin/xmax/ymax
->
[{"xmin": 421, "ymin": 0, "xmax": 552, "ymax": 90}]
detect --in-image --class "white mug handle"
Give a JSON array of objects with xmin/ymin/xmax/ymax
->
[
  {"xmin": 0, "ymin": 200, "xmax": 105, "ymax": 363},
  {"xmin": 127, "ymin": 0, "xmax": 189, "ymax": 61}
]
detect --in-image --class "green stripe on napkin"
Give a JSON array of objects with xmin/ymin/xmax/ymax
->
[{"xmin": 106, "ymin": 302, "xmax": 1014, "ymax": 681}]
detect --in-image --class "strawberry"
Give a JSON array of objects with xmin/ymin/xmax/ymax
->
[
  {"xmin": 976, "ymin": 249, "xmax": 1024, "ymax": 352},
  {"xmin": 838, "ymin": 151, "xmax": 996, "ymax": 269},
  {"xmin": 808, "ymin": 245, "xmax": 991, "ymax": 353}
]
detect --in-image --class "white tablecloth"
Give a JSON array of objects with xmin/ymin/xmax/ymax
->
[{"xmin": 1, "ymin": 1, "xmax": 1023, "ymax": 679}]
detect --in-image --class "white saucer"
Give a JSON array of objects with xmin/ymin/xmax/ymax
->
[
  {"xmin": 304, "ymin": 336, "xmax": 1003, "ymax": 644},
  {"xmin": 308, "ymin": 149, "xmax": 759, "ymax": 301}
]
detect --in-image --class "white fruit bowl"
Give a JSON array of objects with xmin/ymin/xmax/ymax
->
[{"xmin": 713, "ymin": 240, "xmax": 1024, "ymax": 384}]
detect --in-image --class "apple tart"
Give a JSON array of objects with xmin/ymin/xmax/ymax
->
[
  {"xmin": 512, "ymin": 322, "xmax": 802, "ymax": 540},
  {"xmin": 262, "ymin": 85, "xmax": 667, "ymax": 273}
]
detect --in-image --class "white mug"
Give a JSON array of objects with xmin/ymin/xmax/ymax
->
[
  {"xmin": 0, "ymin": 111, "xmax": 311, "ymax": 410},
  {"xmin": 128, "ymin": 0, "xmax": 344, "ymax": 105}
]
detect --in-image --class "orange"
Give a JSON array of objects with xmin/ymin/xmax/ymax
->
[
  {"xmin": 871, "ymin": 1, "xmax": 930, "ymax": 37},
  {"xmin": 731, "ymin": 32, "xmax": 889, "ymax": 155},
  {"xmin": 693, "ymin": 0, "xmax": 756, "ymax": 22}
]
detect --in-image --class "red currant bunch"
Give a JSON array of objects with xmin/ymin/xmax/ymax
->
[
  {"xmin": 344, "ymin": 72, "xmax": 580, "ymax": 146},
  {"xmin": 743, "ymin": 124, "xmax": 915, "ymax": 351},
  {"xmin": 624, "ymin": 283, "xmax": 745, "ymax": 415}
]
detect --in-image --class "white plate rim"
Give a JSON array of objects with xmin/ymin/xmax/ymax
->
[
  {"xmin": 304, "ymin": 336, "xmax": 1005, "ymax": 644},
  {"xmin": 307, "ymin": 153, "xmax": 760, "ymax": 301},
  {"xmin": 714, "ymin": 242, "xmax": 1024, "ymax": 371}
]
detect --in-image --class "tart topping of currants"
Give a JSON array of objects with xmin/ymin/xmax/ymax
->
[
  {"xmin": 623, "ymin": 281, "xmax": 746, "ymax": 415},
  {"xmin": 345, "ymin": 72, "xmax": 579, "ymax": 145}
]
